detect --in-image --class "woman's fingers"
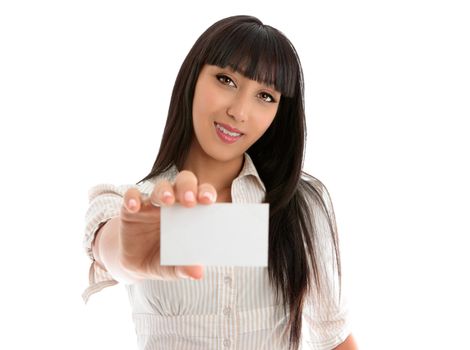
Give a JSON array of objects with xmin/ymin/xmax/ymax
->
[
  {"xmin": 150, "ymin": 180, "xmax": 175, "ymax": 207},
  {"xmin": 197, "ymin": 183, "xmax": 217, "ymax": 204},
  {"xmin": 123, "ymin": 187, "xmax": 143, "ymax": 214},
  {"xmin": 175, "ymin": 170, "xmax": 198, "ymax": 207},
  {"xmin": 152, "ymin": 171, "xmax": 217, "ymax": 206},
  {"xmin": 175, "ymin": 265, "xmax": 204, "ymax": 280}
]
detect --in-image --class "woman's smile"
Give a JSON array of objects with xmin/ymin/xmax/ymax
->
[{"xmin": 214, "ymin": 122, "xmax": 244, "ymax": 144}]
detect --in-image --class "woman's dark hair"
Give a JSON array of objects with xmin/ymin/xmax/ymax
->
[{"xmin": 139, "ymin": 15, "xmax": 341, "ymax": 349}]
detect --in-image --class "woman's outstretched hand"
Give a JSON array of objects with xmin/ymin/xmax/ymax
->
[{"xmin": 118, "ymin": 170, "xmax": 217, "ymax": 281}]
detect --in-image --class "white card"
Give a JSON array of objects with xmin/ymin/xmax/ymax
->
[{"xmin": 160, "ymin": 203, "xmax": 269, "ymax": 266}]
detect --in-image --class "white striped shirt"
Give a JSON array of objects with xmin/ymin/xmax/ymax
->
[{"xmin": 82, "ymin": 153, "xmax": 350, "ymax": 349}]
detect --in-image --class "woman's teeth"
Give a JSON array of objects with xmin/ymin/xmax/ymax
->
[{"xmin": 216, "ymin": 123, "xmax": 241, "ymax": 137}]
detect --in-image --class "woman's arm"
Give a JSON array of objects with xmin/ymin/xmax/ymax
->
[
  {"xmin": 92, "ymin": 217, "xmax": 145, "ymax": 284},
  {"xmin": 334, "ymin": 335, "xmax": 358, "ymax": 350}
]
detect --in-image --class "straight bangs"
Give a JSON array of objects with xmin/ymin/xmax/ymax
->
[{"xmin": 203, "ymin": 23, "xmax": 299, "ymax": 97}]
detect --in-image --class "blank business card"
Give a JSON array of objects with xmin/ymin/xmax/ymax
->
[{"xmin": 160, "ymin": 203, "xmax": 269, "ymax": 266}]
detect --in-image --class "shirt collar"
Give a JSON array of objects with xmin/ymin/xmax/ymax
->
[
  {"xmin": 150, "ymin": 153, "xmax": 266, "ymax": 192},
  {"xmin": 237, "ymin": 152, "xmax": 266, "ymax": 192}
]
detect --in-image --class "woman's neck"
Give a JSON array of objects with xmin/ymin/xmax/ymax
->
[{"xmin": 182, "ymin": 141, "xmax": 244, "ymax": 194}]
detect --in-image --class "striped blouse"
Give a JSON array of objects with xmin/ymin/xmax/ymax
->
[{"xmin": 82, "ymin": 153, "xmax": 350, "ymax": 349}]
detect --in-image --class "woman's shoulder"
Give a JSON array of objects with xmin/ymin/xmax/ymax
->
[
  {"xmin": 87, "ymin": 183, "xmax": 136, "ymax": 200},
  {"xmin": 299, "ymin": 172, "xmax": 334, "ymax": 212},
  {"xmin": 88, "ymin": 166, "xmax": 179, "ymax": 200},
  {"xmin": 86, "ymin": 179, "xmax": 155, "ymax": 201},
  {"xmin": 298, "ymin": 172, "xmax": 338, "ymax": 239}
]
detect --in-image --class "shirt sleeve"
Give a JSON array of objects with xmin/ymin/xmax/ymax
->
[
  {"xmin": 301, "ymin": 178, "xmax": 351, "ymax": 349},
  {"xmin": 81, "ymin": 183, "xmax": 138, "ymax": 303}
]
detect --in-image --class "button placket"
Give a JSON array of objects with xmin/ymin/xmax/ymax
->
[
  {"xmin": 219, "ymin": 267, "xmax": 236, "ymax": 348},
  {"xmin": 223, "ymin": 306, "xmax": 231, "ymax": 316},
  {"xmin": 224, "ymin": 275, "xmax": 232, "ymax": 285}
]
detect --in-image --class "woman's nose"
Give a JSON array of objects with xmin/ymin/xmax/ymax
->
[{"xmin": 226, "ymin": 94, "xmax": 249, "ymax": 123}]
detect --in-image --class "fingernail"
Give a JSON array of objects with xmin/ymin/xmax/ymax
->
[
  {"xmin": 128, "ymin": 199, "xmax": 137, "ymax": 210},
  {"xmin": 184, "ymin": 191, "xmax": 195, "ymax": 202},
  {"xmin": 202, "ymin": 192, "xmax": 214, "ymax": 202},
  {"xmin": 162, "ymin": 191, "xmax": 173, "ymax": 200}
]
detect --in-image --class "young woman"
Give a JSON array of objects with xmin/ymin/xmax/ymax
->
[{"xmin": 83, "ymin": 15, "xmax": 357, "ymax": 350}]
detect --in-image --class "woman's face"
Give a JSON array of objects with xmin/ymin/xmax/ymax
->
[{"xmin": 191, "ymin": 64, "xmax": 281, "ymax": 163}]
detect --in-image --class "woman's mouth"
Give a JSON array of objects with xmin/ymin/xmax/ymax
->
[{"xmin": 214, "ymin": 122, "xmax": 243, "ymax": 144}]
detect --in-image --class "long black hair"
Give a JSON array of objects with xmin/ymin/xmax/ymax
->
[{"xmin": 139, "ymin": 15, "xmax": 341, "ymax": 349}]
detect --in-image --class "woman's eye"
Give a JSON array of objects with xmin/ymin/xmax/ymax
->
[
  {"xmin": 216, "ymin": 74, "xmax": 236, "ymax": 87},
  {"xmin": 259, "ymin": 92, "xmax": 275, "ymax": 103}
]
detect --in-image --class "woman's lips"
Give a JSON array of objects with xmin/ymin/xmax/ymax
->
[
  {"xmin": 214, "ymin": 122, "xmax": 243, "ymax": 144},
  {"xmin": 215, "ymin": 122, "xmax": 243, "ymax": 134}
]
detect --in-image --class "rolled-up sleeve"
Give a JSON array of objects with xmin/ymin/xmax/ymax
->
[
  {"xmin": 301, "ymin": 178, "xmax": 351, "ymax": 349},
  {"xmin": 82, "ymin": 183, "xmax": 136, "ymax": 303}
]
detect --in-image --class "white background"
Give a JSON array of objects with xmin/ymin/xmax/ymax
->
[{"xmin": 1, "ymin": 1, "xmax": 469, "ymax": 349}]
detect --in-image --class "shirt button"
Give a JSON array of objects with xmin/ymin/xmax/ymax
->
[
  {"xmin": 223, "ymin": 338, "xmax": 231, "ymax": 347},
  {"xmin": 223, "ymin": 306, "xmax": 231, "ymax": 316},
  {"xmin": 224, "ymin": 276, "xmax": 232, "ymax": 285}
]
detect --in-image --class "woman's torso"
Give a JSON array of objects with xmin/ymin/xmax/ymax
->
[{"xmin": 126, "ymin": 266, "xmax": 290, "ymax": 349}]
